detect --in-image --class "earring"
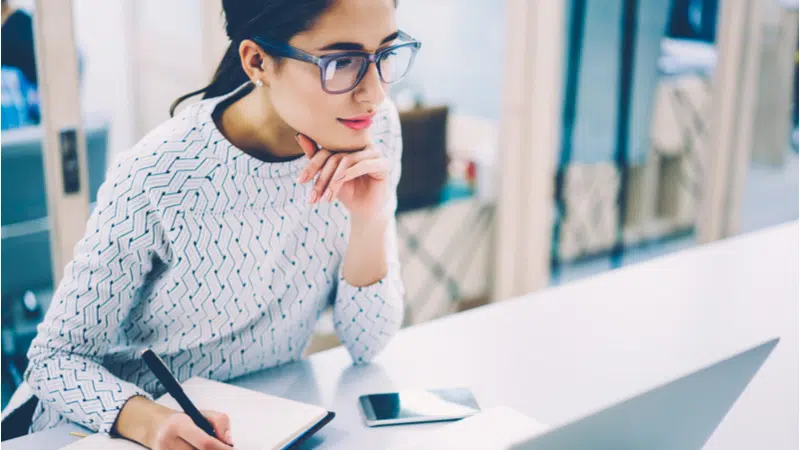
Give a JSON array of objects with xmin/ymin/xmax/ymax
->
[{"xmin": 254, "ymin": 79, "xmax": 264, "ymax": 87}]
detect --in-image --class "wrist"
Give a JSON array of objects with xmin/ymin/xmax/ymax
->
[
  {"xmin": 343, "ymin": 215, "xmax": 390, "ymax": 287},
  {"xmin": 114, "ymin": 396, "xmax": 175, "ymax": 448},
  {"xmin": 350, "ymin": 213, "xmax": 390, "ymax": 234}
]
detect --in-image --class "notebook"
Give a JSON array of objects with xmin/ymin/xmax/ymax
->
[
  {"xmin": 62, "ymin": 377, "xmax": 334, "ymax": 450},
  {"xmin": 389, "ymin": 406, "xmax": 549, "ymax": 450}
]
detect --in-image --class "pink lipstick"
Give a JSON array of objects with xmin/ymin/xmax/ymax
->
[{"xmin": 338, "ymin": 113, "xmax": 375, "ymax": 131}]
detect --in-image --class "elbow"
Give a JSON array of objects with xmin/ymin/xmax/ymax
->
[
  {"xmin": 334, "ymin": 280, "xmax": 405, "ymax": 364},
  {"xmin": 346, "ymin": 318, "xmax": 402, "ymax": 365},
  {"xmin": 348, "ymin": 343, "xmax": 386, "ymax": 366},
  {"xmin": 23, "ymin": 343, "xmax": 53, "ymax": 389},
  {"xmin": 23, "ymin": 358, "xmax": 46, "ymax": 396}
]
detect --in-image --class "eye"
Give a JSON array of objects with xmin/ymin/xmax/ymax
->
[
  {"xmin": 334, "ymin": 58, "xmax": 355, "ymax": 69},
  {"xmin": 379, "ymin": 51, "xmax": 397, "ymax": 62}
]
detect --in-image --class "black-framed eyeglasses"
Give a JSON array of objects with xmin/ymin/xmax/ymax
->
[{"xmin": 251, "ymin": 31, "xmax": 421, "ymax": 94}]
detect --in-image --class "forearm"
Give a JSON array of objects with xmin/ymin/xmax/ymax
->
[
  {"xmin": 24, "ymin": 151, "xmax": 167, "ymax": 433},
  {"xmin": 24, "ymin": 345, "xmax": 154, "ymax": 433},
  {"xmin": 342, "ymin": 215, "xmax": 390, "ymax": 287},
  {"xmin": 334, "ymin": 214, "xmax": 404, "ymax": 363},
  {"xmin": 25, "ymin": 296, "xmax": 154, "ymax": 434}
]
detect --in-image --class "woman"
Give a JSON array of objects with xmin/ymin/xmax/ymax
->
[
  {"xmin": 1, "ymin": 0, "xmax": 40, "ymax": 129},
  {"xmin": 22, "ymin": 0, "xmax": 419, "ymax": 448},
  {"xmin": 2, "ymin": 0, "xmax": 38, "ymax": 87}
]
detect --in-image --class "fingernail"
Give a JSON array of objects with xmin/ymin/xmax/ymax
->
[
  {"xmin": 334, "ymin": 172, "xmax": 345, "ymax": 181},
  {"xmin": 225, "ymin": 430, "xmax": 233, "ymax": 445},
  {"xmin": 298, "ymin": 171, "xmax": 307, "ymax": 183},
  {"xmin": 309, "ymin": 190, "xmax": 318, "ymax": 204},
  {"xmin": 325, "ymin": 190, "xmax": 333, "ymax": 201}
]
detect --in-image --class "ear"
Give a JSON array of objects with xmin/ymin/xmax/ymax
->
[{"xmin": 239, "ymin": 40, "xmax": 272, "ymax": 86}]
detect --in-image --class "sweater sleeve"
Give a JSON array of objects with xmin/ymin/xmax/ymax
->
[
  {"xmin": 24, "ymin": 155, "xmax": 166, "ymax": 434},
  {"xmin": 333, "ymin": 101, "xmax": 406, "ymax": 364}
]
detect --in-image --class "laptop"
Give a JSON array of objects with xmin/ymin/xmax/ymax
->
[{"xmin": 510, "ymin": 337, "xmax": 780, "ymax": 450}]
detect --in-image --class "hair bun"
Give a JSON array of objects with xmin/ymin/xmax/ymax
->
[
  {"xmin": 171, "ymin": 0, "xmax": 339, "ymax": 116},
  {"xmin": 221, "ymin": 0, "xmax": 253, "ymax": 39}
]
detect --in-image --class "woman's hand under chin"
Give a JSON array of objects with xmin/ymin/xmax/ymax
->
[{"xmin": 295, "ymin": 133, "xmax": 391, "ymax": 222}]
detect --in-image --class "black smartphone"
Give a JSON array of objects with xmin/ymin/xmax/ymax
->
[{"xmin": 358, "ymin": 388, "xmax": 481, "ymax": 427}]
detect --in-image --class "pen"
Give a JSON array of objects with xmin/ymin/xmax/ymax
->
[{"xmin": 140, "ymin": 348, "xmax": 218, "ymax": 439}]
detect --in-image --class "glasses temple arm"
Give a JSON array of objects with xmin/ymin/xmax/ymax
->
[{"xmin": 251, "ymin": 37, "xmax": 321, "ymax": 65}]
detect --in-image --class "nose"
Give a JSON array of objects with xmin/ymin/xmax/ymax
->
[{"xmin": 353, "ymin": 63, "xmax": 386, "ymax": 106}]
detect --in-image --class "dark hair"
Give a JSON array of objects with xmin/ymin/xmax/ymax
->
[{"xmin": 169, "ymin": 0, "xmax": 335, "ymax": 116}]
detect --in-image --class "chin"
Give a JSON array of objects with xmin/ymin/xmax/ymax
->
[{"xmin": 323, "ymin": 133, "xmax": 372, "ymax": 153}]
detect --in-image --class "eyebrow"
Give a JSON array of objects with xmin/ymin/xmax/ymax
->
[{"xmin": 318, "ymin": 31, "xmax": 400, "ymax": 51}]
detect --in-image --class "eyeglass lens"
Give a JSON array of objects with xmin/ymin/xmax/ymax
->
[{"xmin": 322, "ymin": 45, "xmax": 416, "ymax": 93}]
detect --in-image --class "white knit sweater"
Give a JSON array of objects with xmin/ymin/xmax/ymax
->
[{"xmin": 24, "ymin": 87, "xmax": 405, "ymax": 434}]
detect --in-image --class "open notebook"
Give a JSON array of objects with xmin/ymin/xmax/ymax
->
[{"xmin": 62, "ymin": 377, "xmax": 334, "ymax": 450}]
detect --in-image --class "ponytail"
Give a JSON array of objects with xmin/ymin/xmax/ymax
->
[{"xmin": 169, "ymin": 41, "xmax": 250, "ymax": 117}]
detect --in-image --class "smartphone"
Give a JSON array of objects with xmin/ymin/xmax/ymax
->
[{"xmin": 358, "ymin": 388, "xmax": 481, "ymax": 427}]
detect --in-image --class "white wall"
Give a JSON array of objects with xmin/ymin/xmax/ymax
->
[
  {"xmin": 13, "ymin": 0, "xmax": 218, "ymax": 160},
  {"xmin": 71, "ymin": 0, "xmax": 136, "ymax": 160},
  {"xmin": 10, "ymin": 0, "xmax": 135, "ymax": 161},
  {"xmin": 72, "ymin": 0, "xmax": 211, "ymax": 157},
  {"xmin": 395, "ymin": 0, "xmax": 506, "ymax": 119}
]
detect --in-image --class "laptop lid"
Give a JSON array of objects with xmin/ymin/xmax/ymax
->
[{"xmin": 511, "ymin": 337, "xmax": 780, "ymax": 450}]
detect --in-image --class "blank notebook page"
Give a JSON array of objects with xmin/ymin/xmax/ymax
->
[
  {"xmin": 158, "ymin": 377, "xmax": 328, "ymax": 449},
  {"xmin": 62, "ymin": 377, "xmax": 328, "ymax": 450}
]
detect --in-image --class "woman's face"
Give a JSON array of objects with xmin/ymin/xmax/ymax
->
[{"xmin": 265, "ymin": 0, "xmax": 397, "ymax": 152}]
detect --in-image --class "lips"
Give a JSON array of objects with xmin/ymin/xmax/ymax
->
[{"xmin": 338, "ymin": 113, "xmax": 375, "ymax": 131}]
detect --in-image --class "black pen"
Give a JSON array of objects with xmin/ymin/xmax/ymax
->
[{"xmin": 140, "ymin": 349, "xmax": 218, "ymax": 438}]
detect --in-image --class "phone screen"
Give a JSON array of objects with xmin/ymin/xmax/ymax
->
[{"xmin": 361, "ymin": 388, "xmax": 480, "ymax": 423}]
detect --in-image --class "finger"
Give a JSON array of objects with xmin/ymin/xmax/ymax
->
[
  {"xmin": 344, "ymin": 158, "xmax": 390, "ymax": 181},
  {"xmin": 331, "ymin": 148, "xmax": 381, "ymax": 182},
  {"xmin": 202, "ymin": 411, "xmax": 233, "ymax": 446},
  {"xmin": 331, "ymin": 159, "xmax": 390, "ymax": 200},
  {"xmin": 295, "ymin": 133, "xmax": 318, "ymax": 159},
  {"xmin": 312, "ymin": 154, "xmax": 343, "ymax": 203},
  {"xmin": 297, "ymin": 136, "xmax": 333, "ymax": 184},
  {"xmin": 327, "ymin": 163, "xmax": 349, "ymax": 201},
  {"xmin": 299, "ymin": 148, "xmax": 333, "ymax": 184},
  {"xmin": 177, "ymin": 416, "xmax": 233, "ymax": 450},
  {"xmin": 172, "ymin": 438, "xmax": 195, "ymax": 450},
  {"xmin": 327, "ymin": 150, "xmax": 383, "ymax": 200},
  {"xmin": 327, "ymin": 149, "xmax": 382, "ymax": 200}
]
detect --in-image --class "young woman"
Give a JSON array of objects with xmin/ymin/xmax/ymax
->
[{"xmin": 22, "ymin": 0, "xmax": 419, "ymax": 448}]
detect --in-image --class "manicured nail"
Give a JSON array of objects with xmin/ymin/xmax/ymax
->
[
  {"xmin": 324, "ymin": 190, "xmax": 333, "ymax": 201},
  {"xmin": 334, "ymin": 172, "xmax": 345, "ymax": 181},
  {"xmin": 298, "ymin": 171, "xmax": 308, "ymax": 183},
  {"xmin": 225, "ymin": 430, "xmax": 233, "ymax": 445},
  {"xmin": 308, "ymin": 190, "xmax": 318, "ymax": 204}
]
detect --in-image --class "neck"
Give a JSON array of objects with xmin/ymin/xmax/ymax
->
[{"xmin": 217, "ymin": 86, "xmax": 303, "ymax": 161}]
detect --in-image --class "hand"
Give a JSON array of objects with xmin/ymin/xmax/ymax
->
[
  {"xmin": 114, "ymin": 396, "xmax": 233, "ymax": 450},
  {"xmin": 296, "ymin": 134, "xmax": 391, "ymax": 221},
  {"xmin": 149, "ymin": 410, "xmax": 233, "ymax": 450}
]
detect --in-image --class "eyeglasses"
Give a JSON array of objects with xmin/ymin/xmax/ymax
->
[{"xmin": 251, "ymin": 31, "xmax": 421, "ymax": 94}]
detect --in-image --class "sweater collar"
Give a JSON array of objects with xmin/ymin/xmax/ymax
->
[{"xmin": 195, "ymin": 82, "xmax": 307, "ymax": 180}]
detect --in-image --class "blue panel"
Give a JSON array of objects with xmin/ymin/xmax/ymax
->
[{"xmin": 1, "ymin": 120, "xmax": 109, "ymax": 295}]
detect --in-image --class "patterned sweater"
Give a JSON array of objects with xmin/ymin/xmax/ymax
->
[{"xmin": 23, "ymin": 86, "xmax": 405, "ymax": 434}]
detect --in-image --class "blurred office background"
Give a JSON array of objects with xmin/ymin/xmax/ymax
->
[{"xmin": 1, "ymin": 0, "xmax": 797, "ymax": 410}]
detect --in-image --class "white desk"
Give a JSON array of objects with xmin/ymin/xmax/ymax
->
[{"xmin": 5, "ymin": 222, "xmax": 798, "ymax": 449}]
